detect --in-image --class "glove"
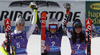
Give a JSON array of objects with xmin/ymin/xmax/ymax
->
[
  {"xmin": 29, "ymin": 2, "xmax": 38, "ymax": 10},
  {"xmin": 63, "ymin": 3, "xmax": 71, "ymax": 9},
  {"xmin": 7, "ymin": 52, "xmax": 12, "ymax": 55},
  {"xmin": 4, "ymin": 42, "xmax": 11, "ymax": 46},
  {"xmin": 41, "ymin": 53, "xmax": 46, "ymax": 55}
]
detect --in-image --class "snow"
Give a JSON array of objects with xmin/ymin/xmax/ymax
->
[{"xmin": 0, "ymin": 33, "xmax": 100, "ymax": 55}]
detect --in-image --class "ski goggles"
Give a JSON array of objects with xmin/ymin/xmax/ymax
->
[{"xmin": 49, "ymin": 24, "xmax": 57, "ymax": 29}]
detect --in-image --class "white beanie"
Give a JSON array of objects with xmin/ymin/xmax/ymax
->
[{"xmin": 15, "ymin": 14, "xmax": 25, "ymax": 25}]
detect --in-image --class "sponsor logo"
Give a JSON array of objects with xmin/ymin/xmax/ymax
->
[
  {"xmin": 0, "ymin": 11, "xmax": 81, "ymax": 22},
  {"xmin": 6, "ymin": 20, "xmax": 9, "ymax": 24},
  {"xmin": 41, "ymin": 20, "xmax": 46, "ymax": 24},
  {"xmin": 90, "ymin": 3, "xmax": 100, "ymax": 10},
  {"xmin": 50, "ymin": 46, "xmax": 60, "ymax": 51},
  {"xmin": 75, "ymin": 50, "xmax": 85, "ymax": 54},
  {"xmin": 15, "ymin": 49, "xmax": 26, "ymax": 53},
  {"xmin": 41, "ymin": 40, "xmax": 45, "ymax": 53},
  {"xmin": 5, "ymin": 25, "xmax": 11, "ymax": 31}
]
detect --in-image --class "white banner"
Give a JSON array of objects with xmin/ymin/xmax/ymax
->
[{"xmin": 0, "ymin": 1, "xmax": 85, "ymax": 32}]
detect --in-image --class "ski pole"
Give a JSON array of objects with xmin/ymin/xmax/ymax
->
[{"xmin": 12, "ymin": 46, "xmax": 15, "ymax": 55}]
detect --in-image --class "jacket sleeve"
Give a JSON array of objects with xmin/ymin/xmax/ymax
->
[
  {"xmin": 62, "ymin": 24, "xmax": 72, "ymax": 38},
  {"xmin": 36, "ymin": 13, "xmax": 41, "ymax": 32},
  {"xmin": 61, "ymin": 15, "xmax": 72, "ymax": 38},
  {"xmin": 0, "ymin": 41, "xmax": 8, "ymax": 55},
  {"xmin": 26, "ymin": 9, "xmax": 38, "ymax": 39},
  {"xmin": 91, "ymin": 24, "xmax": 98, "ymax": 38}
]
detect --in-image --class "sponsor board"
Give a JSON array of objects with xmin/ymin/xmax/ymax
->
[
  {"xmin": 86, "ymin": 1, "xmax": 100, "ymax": 26},
  {"xmin": 0, "ymin": 1, "xmax": 85, "ymax": 27},
  {"xmin": 86, "ymin": 1, "xmax": 100, "ymax": 36},
  {"xmin": 0, "ymin": 1, "xmax": 99, "ymax": 36}
]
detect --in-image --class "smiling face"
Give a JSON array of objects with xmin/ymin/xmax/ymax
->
[
  {"xmin": 74, "ymin": 26, "xmax": 82, "ymax": 34},
  {"xmin": 49, "ymin": 24, "xmax": 57, "ymax": 34},
  {"xmin": 16, "ymin": 23, "xmax": 25, "ymax": 31},
  {"xmin": 50, "ymin": 29, "xmax": 57, "ymax": 34}
]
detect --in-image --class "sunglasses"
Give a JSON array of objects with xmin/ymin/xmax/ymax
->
[{"xmin": 49, "ymin": 25, "xmax": 57, "ymax": 29}]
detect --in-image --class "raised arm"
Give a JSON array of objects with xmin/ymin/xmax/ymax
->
[
  {"xmin": 36, "ymin": 14, "xmax": 41, "ymax": 31},
  {"xmin": 26, "ymin": 3, "xmax": 38, "ymax": 39},
  {"xmin": 91, "ymin": 24, "xmax": 98, "ymax": 38},
  {"xmin": 62, "ymin": 24, "xmax": 72, "ymax": 38}
]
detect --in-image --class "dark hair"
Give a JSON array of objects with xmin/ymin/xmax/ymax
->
[
  {"xmin": 72, "ymin": 19, "xmax": 82, "ymax": 28},
  {"xmin": 72, "ymin": 19, "xmax": 85, "ymax": 44}
]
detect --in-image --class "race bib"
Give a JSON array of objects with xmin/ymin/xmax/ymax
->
[
  {"xmin": 75, "ymin": 50, "xmax": 85, "ymax": 54},
  {"xmin": 49, "ymin": 46, "xmax": 60, "ymax": 51},
  {"xmin": 15, "ymin": 49, "xmax": 26, "ymax": 53}
]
